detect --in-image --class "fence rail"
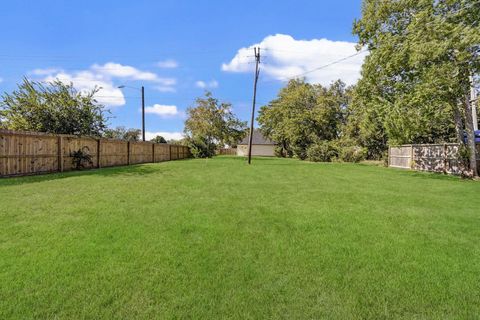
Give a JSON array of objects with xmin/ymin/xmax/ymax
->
[
  {"xmin": 0, "ymin": 130, "xmax": 190, "ymax": 177},
  {"xmin": 389, "ymin": 143, "xmax": 480, "ymax": 175},
  {"xmin": 216, "ymin": 148, "xmax": 237, "ymax": 156}
]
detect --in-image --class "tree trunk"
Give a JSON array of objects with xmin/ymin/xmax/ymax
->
[
  {"xmin": 464, "ymin": 93, "xmax": 478, "ymax": 176},
  {"xmin": 453, "ymin": 103, "xmax": 464, "ymax": 144}
]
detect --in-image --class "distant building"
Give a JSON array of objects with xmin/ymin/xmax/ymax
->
[{"xmin": 237, "ymin": 129, "xmax": 275, "ymax": 157}]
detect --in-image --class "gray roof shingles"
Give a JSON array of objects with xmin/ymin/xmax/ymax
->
[{"xmin": 239, "ymin": 129, "xmax": 275, "ymax": 145}]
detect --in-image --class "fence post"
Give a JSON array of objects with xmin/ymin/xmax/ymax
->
[
  {"xmin": 58, "ymin": 136, "xmax": 64, "ymax": 172},
  {"xmin": 97, "ymin": 139, "xmax": 101, "ymax": 168},
  {"xmin": 410, "ymin": 145, "xmax": 414, "ymax": 169},
  {"xmin": 152, "ymin": 143, "xmax": 155, "ymax": 163},
  {"xmin": 169, "ymin": 144, "xmax": 172, "ymax": 161},
  {"xmin": 387, "ymin": 146, "xmax": 391, "ymax": 167},
  {"xmin": 127, "ymin": 141, "xmax": 131, "ymax": 165},
  {"xmin": 443, "ymin": 144, "xmax": 447, "ymax": 174}
]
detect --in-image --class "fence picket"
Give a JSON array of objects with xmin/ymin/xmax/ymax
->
[
  {"xmin": 389, "ymin": 143, "xmax": 480, "ymax": 175},
  {"xmin": 0, "ymin": 130, "xmax": 191, "ymax": 177}
]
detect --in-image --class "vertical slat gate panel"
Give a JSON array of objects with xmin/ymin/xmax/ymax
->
[{"xmin": 389, "ymin": 143, "xmax": 477, "ymax": 175}]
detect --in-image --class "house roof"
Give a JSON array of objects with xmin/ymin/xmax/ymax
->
[{"xmin": 239, "ymin": 129, "xmax": 275, "ymax": 145}]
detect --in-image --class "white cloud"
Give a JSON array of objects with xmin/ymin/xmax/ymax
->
[
  {"xmin": 156, "ymin": 78, "xmax": 177, "ymax": 86},
  {"xmin": 31, "ymin": 68, "xmax": 62, "ymax": 76},
  {"xmin": 42, "ymin": 71, "xmax": 126, "ymax": 107},
  {"xmin": 91, "ymin": 62, "xmax": 156, "ymax": 80},
  {"xmin": 145, "ymin": 104, "xmax": 179, "ymax": 117},
  {"xmin": 195, "ymin": 81, "xmax": 207, "ymax": 88},
  {"xmin": 145, "ymin": 131, "xmax": 184, "ymax": 141},
  {"xmin": 154, "ymin": 86, "xmax": 177, "ymax": 93},
  {"xmin": 31, "ymin": 62, "xmax": 177, "ymax": 107},
  {"xmin": 222, "ymin": 34, "xmax": 368, "ymax": 86},
  {"xmin": 195, "ymin": 80, "xmax": 219, "ymax": 89},
  {"xmin": 156, "ymin": 59, "xmax": 178, "ymax": 69},
  {"xmin": 91, "ymin": 62, "xmax": 176, "ymax": 86}
]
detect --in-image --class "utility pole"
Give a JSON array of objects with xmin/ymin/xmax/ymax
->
[
  {"xmin": 141, "ymin": 86, "xmax": 145, "ymax": 141},
  {"xmin": 118, "ymin": 85, "xmax": 146, "ymax": 141},
  {"xmin": 247, "ymin": 47, "xmax": 261, "ymax": 164}
]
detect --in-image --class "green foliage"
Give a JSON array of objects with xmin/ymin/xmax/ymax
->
[
  {"xmin": 150, "ymin": 135, "xmax": 167, "ymax": 144},
  {"xmin": 343, "ymin": 86, "xmax": 388, "ymax": 160},
  {"xmin": 103, "ymin": 126, "xmax": 141, "ymax": 141},
  {"xmin": 71, "ymin": 146, "xmax": 93, "ymax": 170},
  {"xmin": 305, "ymin": 139, "xmax": 367, "ymax": 163},
  {"xmin": 274, "ymin": 145, "xmax": 292, "ymax": 158},
  {"xmin": 337, "ymin": 145, "xmax": 367, "ymax": 163},
  {"xmin": 306, "ymin": 141, "xmax": 338, "ymax": 162},
  {"xmin": 168, "ymin": 138, "xmax": 188, "ymax": 146},
  {"xmin": 0, "ymin": 78, "xmax": 108, "ymax": 136},
  {"xmin": 258, "ymin": 79, "xmax": 371, "ymax": 163},
  {"xmin": 332, "ymin": 136, "xmax": 368, "ymax": 163},
  {"xmin": 187, "ymin": 136, "xmax": 216, "ymax": 158},
  {"xmin": 258, "ymin": 79, "xmax": 350, "ymax": 160},
  {"xmin": 457, "ymin": 144, "xmax": 475, "ymax": 178},
  {"xmin": 184, "ymin": 91, "xmax": 247, "ymax": 157},
  {"xmin": 352, "ymin": 0, "xmax": 480, "ymax": 157}
]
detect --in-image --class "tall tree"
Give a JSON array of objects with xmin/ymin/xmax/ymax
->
[
  {"xmin": 258, "ymin": 79, "xmax": 350, "ymax": 159},
  {"xmin": 103, "ymin": 126, "xmax": 141, "ymax": 141},
  {"xmin": 150, "ymin": 135, "xmax": 167, "ymax": 143},
  {"xmin": 184, "ymin": 91, "xmax": 247, "ymax": 157},
  {"xmin": 1, "ymin": 78, "xmax": 108, "ymax": 136},
  {"xmin": 353, "ymin": 0, "xmax": 480, "ymax": 173}
]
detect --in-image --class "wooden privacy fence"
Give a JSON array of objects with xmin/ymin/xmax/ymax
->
[
  {"xmin": 389, "ymin": 143, "xmax": 480, "ymax": 175},
  {"xmin": 0, "ymin": 130, "xmax": 190, "ymax": 177},
  {"xmin": 216, "ymin": 148, "xmax": 237, "ymax": 156}
]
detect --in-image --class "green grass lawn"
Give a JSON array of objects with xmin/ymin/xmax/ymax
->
[{"xmin": 1, "ymin": 157, "xmax": 479, "ymax": 319}]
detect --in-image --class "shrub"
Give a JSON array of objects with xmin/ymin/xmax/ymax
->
[
  {"xmin": 338, "ymin": 145, "xmax": 367, "ymax": 163},
  {"xmin": 71, "ymin": 146, "xmax": 93, "ymax": 169},
  {"xmin": 458, "ymin": 144, "xmax": 474, "ymax": 179},
  {"xmin": 187, "ymin": 136, "xmax": 216, "ymax": 158},
  {"xmin": 307, "ymin": 141, "xmax": 337, "ymax": 162},
  {"xmin": 274, "ymin": 145, "xmax": 292, "ymax": 158}
]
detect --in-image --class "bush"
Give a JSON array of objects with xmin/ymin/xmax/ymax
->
[
  {"xmin": 274, "ymin": 145, "xmax": 293, "ymax": 158},
  {"xmin": 338, "ymin": 145, "xmax": 367, "ymax": 163},
  {"xmin": 458, "ymin": 144, "xmax": 474, "ymax": 179},
  {"xmin": 187, "ymin": 136, "xmax": 216, "ymax": 158},
  {"xmin": 71, "ymin": 146, "xmax": 93, "ymax": 169},
  {"xmin": 307, "ymin": 141, "xmax": 337, "ymax": 162}
]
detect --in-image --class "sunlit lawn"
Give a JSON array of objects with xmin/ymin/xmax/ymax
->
[{"xmin": 1, "ymin": 156, "xmax": 479, "ymax": 319}]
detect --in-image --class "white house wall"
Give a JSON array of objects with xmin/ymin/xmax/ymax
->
[{"xmin": 237, "ymin": 144, "xmax": 275, "ymax": 157}]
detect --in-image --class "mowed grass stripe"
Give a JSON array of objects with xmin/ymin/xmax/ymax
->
[{"xmin": 0, "ymin": 157, "xmax": 479, "ymax": 319}]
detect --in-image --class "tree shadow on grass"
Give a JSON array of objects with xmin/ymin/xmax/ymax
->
[
  {"xmin": 240, "ymin": 157, "xmax": 301, "ymax": 165},
  {"xmin": 0, "ymin": 163, "xmax": 168, "ymax": 187},
  {"xmin": 387, "ymin": 167, "xmax": 472, "ymax": 182}
]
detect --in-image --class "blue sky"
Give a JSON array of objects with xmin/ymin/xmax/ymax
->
[{"xmin": 0, "ymin": 0, "xmax": 365, "ymax": 140}]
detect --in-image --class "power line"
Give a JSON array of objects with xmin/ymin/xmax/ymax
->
[
  {"xmin": 257, "ymin": 1, "xmax": 479, "ymax": 84},
  {"xmin": 285, "ymin": 49, "xmax": 367, "ymax": 80},
  {"xmin": 0, "ymin": 47, "xmax": 238, "ymax": 61},
  {"xmin": 259, "ymin": 49, "xmax": 368, "ymax": 84}
]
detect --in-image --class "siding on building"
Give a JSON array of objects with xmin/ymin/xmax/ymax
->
[{"xmin": 237, "ymin": 144, "xmax": 275, "ymax": 157}]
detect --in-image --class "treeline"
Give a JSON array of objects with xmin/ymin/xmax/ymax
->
[
  {"xmin": 183, "ymin": 92, "xmax": 247, "ymax": 158},
  {"xmin": 1, "ymin": 0, "xmax": 478, "ymax": 170},
  {"xmin": 259, "ymin": 0, "xmax": 480, "ymax": 172},
  {"xmin": 258, "ymin": 79, "xmax": 369, "ymax": 162},
  {"xmin": 0, "ymin": 78, "xmax": 172, "ymax": 144},
  {"xmin": 0, "ymin": 79, "xmax": 242, "ymax": 153}
]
